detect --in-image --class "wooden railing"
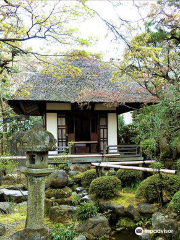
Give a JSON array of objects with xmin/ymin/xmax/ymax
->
[
  {"xmin": 106, "ymin": 144, "xmax": 142, "ymax": 157},
  {"xmin": 48, "ymin": 144, "xmax": 142, "ymax": 157}
]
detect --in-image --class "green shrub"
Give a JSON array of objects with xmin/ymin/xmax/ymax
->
[
  {"xmin": 0, "ymin": 155, "xmax": 18, "ymax": 174},
  {"xmin": 177, "ymin": 159, "xmax": 180, "ymax": 172},
  {"xmin": 51, "ymin": 224, "xmax": 78, "ymax": 240},
  {"xmin": 76, "ymin": 202, "xmax": 98, "ymax": 221},
  {"xmin": 89, "ymin": 176, "xmax": 121, "ymax": 199},
  {"xmin": 149, "ymin": 162, "xmax": 165, "ymax": 170},
  {"xmin": 169, "ymin": 190, "xmax": 180, "ymax": 213},
  {"xmin": 81, "ymin": 169, "xmax": 97, "ymax": 188},
  {"xmin": 116, "ymin": 169, "xmax": 141, "ymax": 187},
  {"xmin": 116, "ymin": 217, "xmax": 136, "ymax": 229},
  {"xmin": 135, "ymin": 174, "xmax": 180, "ymax": 203},
  {"xmin": 72, "ymin": 172, "xmax": 85, "ymax": 185}
]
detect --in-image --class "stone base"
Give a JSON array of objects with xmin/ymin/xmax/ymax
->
[{"xmin": 11, "ymin": 228, "xmax": 50, "ymax": 240}]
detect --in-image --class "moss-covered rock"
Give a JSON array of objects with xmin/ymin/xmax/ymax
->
[
  {"xmin": 48, "ymin": 170, "xmax": 68, "ymax": 188},
  {"xmin": 75, "ymin": 213, "xmax": 110, "ymax": 240},
  {"xmin": 45, "ymin": 196, "xmax": 73, "ymax": 214},
  {"xmin": 11, "ymin": 228, "xmax": 49, "ymax": 240},
  {"xmin": 49, "ymin": 205, "xmax": 77, "ymax": 223},
  {"xmin": 45, "ymin": 187, "xmax": 72, "ymax": 199}
]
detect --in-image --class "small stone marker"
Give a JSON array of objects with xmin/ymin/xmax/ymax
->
[{"xmin": 11, "ymin": 122, "xmax": 56, "ymax": 240}]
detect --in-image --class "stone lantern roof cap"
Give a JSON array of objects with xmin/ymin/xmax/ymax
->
[{"xmin": 20, "ymin": 122, "xmax": 56, "ymax": 152}]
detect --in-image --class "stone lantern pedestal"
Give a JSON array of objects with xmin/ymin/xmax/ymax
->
[{"xmin": 11, "ymin": 123, "xmax": 56, "ymax": 240}]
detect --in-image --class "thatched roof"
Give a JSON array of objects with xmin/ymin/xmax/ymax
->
[{"xmin": 10, "ymin": 58, "xmax": 157, "ymax": 104}]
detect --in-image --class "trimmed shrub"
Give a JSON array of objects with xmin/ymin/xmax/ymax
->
[
  {"xmin": 81, "ymin": 169, "xmax": 97, "ymax": 188},
  {"xmin": 169, "ymin": 190, "xmax": 180, "ymax": 213},
  {"xmin": 89, "ymin": 176, "xmax": 121, "ymax": 199},
  {"xmin": 149, "ymin": 162, "xmax": 164, "ymax": 170},
  {"xmin": 135, "ymin": 174, "xmax": 180, "ymax": 203},
  {"xmin": 116, "ymin": 169, "xmax": 141, "ymax": 187},
  {"xmin": 76, "ymin": 202, "xmax": 98, "ymax": 221}
]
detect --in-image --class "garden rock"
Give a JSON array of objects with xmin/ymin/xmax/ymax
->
[
  {"xmin": 73, "ymin": 235, "xmax": 86, "ymax": 240},
  {"xmin": 152, "ymin": 213, "xmax": 179, "ymax": 240},
  {"xmin": 0, "ymin": 223, "xmax": 6, "ymax": 236},
  {"xmin": 6, "ymin": 185, "xmax": 26, "ymax": 191},
  {"xmin": 126, "ymin": 204, "xmax": 140, "ymax": 221},
  {"xmin": 48, "ymin": 170, "xmax": 68, "ymax": 188},
  {"xmin": 98, "ymin": 202, "xmax": 125, "ymax": 222},
  {"xmin": 45, "ymin": 187, "xmax": 72, "ymax": 199},
  {"xmin": 82, "ymin": 190, "xmax": 88, "ymax": 196},
  {"xmin": 139, "ymin": 232, "xmax": 151, "ymax": 240},
  {"xmin": 49, "ymin": 205, "xmax": 77, "ymax": 223},
  {"xmin": 75, "ymin": 213, "xmax": 111, "ymax": 240},
  {"xmin": 0, "ymin": 188, "xmax": 28, "ymax": 203},
  {"xmin": 139, "ymin": 203, "xmax": 159, "ymax": 214},
  {"xmin": 11, "ymin": 228, "xmax": 49, "ymax": 240},
  {"xmin": 80, "ymin": 195, "xmax": 91, "ymax": 203},
  {"xmin": 0, "ymin": 202, "xmax": 13, "ymax": 214},
  {"xmin": 76, "ymin": 187, "xmax": 84, "ymax": 193},
  {"xmin": 45, "ymin": 197, "xmax": 73, "ymax": 214}
]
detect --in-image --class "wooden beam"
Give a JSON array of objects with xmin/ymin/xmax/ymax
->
[
  {"xmin": 19, "ymin": 102, "xmax": 26, "ymax": 114},
  {"xmin": 99, "ymin": 160, "xmax": 156, "ymax": 165},
  {"xmin": 92, "ymin": 163, "xmax": 176, "ymax": 175}
]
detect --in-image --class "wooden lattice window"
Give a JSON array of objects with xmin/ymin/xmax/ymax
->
[
  {"xmin": 58, "ymin": 115, "xmax": 66, "ymax": 148},
  {"xmin": 99, "ymin": 116, "xmax": 107, "ymax": 153}
]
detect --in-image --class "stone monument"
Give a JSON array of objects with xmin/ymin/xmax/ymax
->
[{"xmin": 12, "ymin": 122, "xmax": 56, "ymax": 240}]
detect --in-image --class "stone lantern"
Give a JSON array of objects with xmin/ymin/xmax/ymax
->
[{"xmin": 12, "ymin": 122, "xmax": 56, "ymax": 240}]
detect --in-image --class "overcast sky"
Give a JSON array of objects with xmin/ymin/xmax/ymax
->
[
  {"xmin": 74, "ymin": 0, "xmax": 156, "ymax": 60},
  {"xmin": 27, "ymin": 0, "xmax": 156, "ymax": 61}
]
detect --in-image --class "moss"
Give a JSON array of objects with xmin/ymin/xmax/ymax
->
[
  {"xmin": 97, "ymin": 191, "xmax": 139, "ymax": 208},
  {"xmin": 0, "ymin": 205, "xmax": 27, "ymax": 224},
  {"xmin": 45, "ymin": 187, "xmax": 72, "ymax": 199},
  {"xmin": 110, "ymin": 192, "xmax": 139, "ymax": 208}
]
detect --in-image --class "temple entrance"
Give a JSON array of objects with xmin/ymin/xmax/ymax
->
[
  {"xmin": 66, "ymin": 112, "xmax": 98, "ymax": 154},
  {"xmin": 75, "ymin": 117, "xmax": 90, "ymax": 141}
]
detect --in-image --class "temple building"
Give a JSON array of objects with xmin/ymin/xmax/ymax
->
[{"xmin": 8, "ymin": 58, "xmax": 156, "ymax": 155}]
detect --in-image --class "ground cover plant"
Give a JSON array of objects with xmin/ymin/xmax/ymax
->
[
  {"xmin": 50, "ymin": 224, "xmax": 78, "ymax": 240},
  {"xmin": 76, "ymin": 202, "xmax": 98, "ymax": 221}
]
